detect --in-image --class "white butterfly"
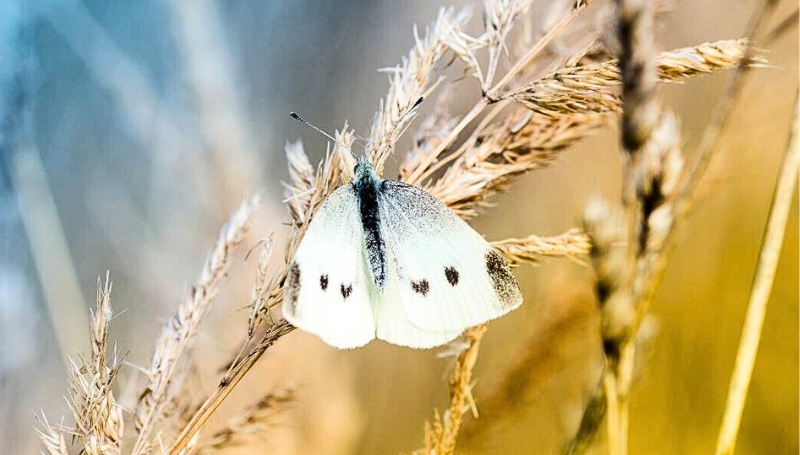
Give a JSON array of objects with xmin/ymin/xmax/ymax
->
[{"xmin": 283, "ymin": 157, "xmax": 522, "ymax": 349}]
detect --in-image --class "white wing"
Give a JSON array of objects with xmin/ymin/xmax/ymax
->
[
  {"xmin": 378, "ymin": 181, "xmax": 522, "ymax": 334},
  {"xmin": 283, "ymin": 185, "xmax": 376, "ymax": 349},
  {"xmin": 375, "ymin": 248, "xmax": 462, "ymax": 349}
]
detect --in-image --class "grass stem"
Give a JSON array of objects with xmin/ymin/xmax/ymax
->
[{"xmin": 714, "ymin": 91, "xmax": 799, "ymax": 455}]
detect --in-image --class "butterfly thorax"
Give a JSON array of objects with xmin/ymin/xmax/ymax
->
[{"xmin": 352, "ymin": 158, "xmax": 388, "ymax": 293}]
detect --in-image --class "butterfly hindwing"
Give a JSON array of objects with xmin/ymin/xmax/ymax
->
[
  {"xmin": 378, "ymin": 181, "xmax": 522, "ymax": 334},
  {"xmin": 375, "ymin": 247, "xmax": 462, "ymax": 348},
  {"xmin": 283, "ymin": 184, "xmax": 376, "ymax": 349}
]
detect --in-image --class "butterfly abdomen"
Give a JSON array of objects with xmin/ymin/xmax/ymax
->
[{"xmin": 353, "ymin": 160, "xmax": 388, "ymax": 292}]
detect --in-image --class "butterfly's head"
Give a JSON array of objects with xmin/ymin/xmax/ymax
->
[{"xmin": 354, "ymin": 156, "xmax": 377, "ymax": 183}]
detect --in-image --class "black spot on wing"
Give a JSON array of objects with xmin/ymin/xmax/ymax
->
[
  {"xmin": 340, "ymin": 283, "xmax": 353, "ymax": 299},
  {"xmin": 444, "ymin": 267, "xmax": 459, "ymax": 286},
  {"xmin": 320, "ymin": 274, "xmax": 328, "ymax": 291},
  {"xmin": 411, "ymin": 279, "xmax": 430, "ymax": 296},
  {"xmin": 485, "ymin": 250, "xmax": 521, "ymax": 308},
  {"xmin": 284, "ymin": 261, "xmax": 301, "ymax": 314}
]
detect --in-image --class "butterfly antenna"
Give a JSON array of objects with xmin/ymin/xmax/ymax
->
[
  {"xmin": 289, "ymin": 111, "xmax": 355, "ymax": 158},
  {"xmin": 371, "ymin": 96, "xmax": 425, "ymax": 152}
]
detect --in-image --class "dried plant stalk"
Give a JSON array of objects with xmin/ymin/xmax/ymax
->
[
  {"xmin": 423, "ymin": 40, "xmax": 748, "ymax": 219},
  {"xmin": 166, "ymin": 320, "xmax": 295, "ymax": 455},
  {"xmin": 599, "ymin": 1, "xmax": 678, "ymax": 454},
  {"xmin": 426, "ymin": 110, "xmax": 610, "ymax": 218},
  {"xmin": 369, "ymin": 8, "xmax": 469, "ymax": 172},
  {"xmin": 675, "ymin": 2, "xmax": 776, "ymax": 218},
  {"xmin": 195, "ymin": 387, "xmax": 296, "ymax": 454},
  {"xmin": 491, "ymin": 229, "xmax": 592, "ymax": 265},
  {"xmin": 283, "ymin": 140, "xmax": 316, "ymax": 225},
  {"xmin": 167, "ymin": 132, "xmax": 357, "ymax": 455},
  {"xmin": 133, "ymin": 196, "xmax": 259, "ymax": 455},
  {"xmin": 565, "ymin": 2, "xmax": 776, "ymax": 452},
  {"xmin": 35, "ymin": 415, "xmax": 69, "ymax": 455},
  {"xmin": 715, "ymin": 92, "xmax": 799, "ymax": 455},
  {"xmin": 402, "ymin": 0, "xmax": 595, "ymax": 186},
  {"xmin": 511, "ymin": 39, "xmax": 755, "ymax": 118},
  {"xmin": 37, "ymin": 274, "xmax": 123, "ymax": 455},
  {"xmin": 419, "ymin": 325, "xmax": 487, "ymax": 455}
]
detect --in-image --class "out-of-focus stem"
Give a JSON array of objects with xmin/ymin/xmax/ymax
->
[
  {"xmin": 11, "ymin": 148, "xmax": 89, "ymax": 358},
  {"xmin": 714, "ymin": 91, "xmax": 799, "ymax": 455}
]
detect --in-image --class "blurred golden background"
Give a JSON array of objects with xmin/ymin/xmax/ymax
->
[{"xmin": 0, "ymin": 0, "xmax": 796, "ymax": 454}]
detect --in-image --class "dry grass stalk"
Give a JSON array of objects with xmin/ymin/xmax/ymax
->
[
  {"xmin": 167, "ymin": 132, "xmax": 357, "ymax": 455},
  {"xmin": 37, "ymin": 274, "xmax": 124, "ymax": 455},
  {"xmin": 675, "ymin": 0, "xmax": 776, "ymax": 220},
  {"xmin": 714, "ymin": 92, "xmax": 799, "ymax": 455},
  {"xmin": 246, "ymin": 234, "xmax": 277, "ymax": 333},
  {"xmin": 35, "ymin": 414, "xmax": 69, "ymax": 455},
  {"xmin": 511, "ymin": 39, "xmax": 754, "ymax": 117},
  {"xmin": 133, "ymin": 196, "xmax": 259, "ymax": 455},
  {"xmin": 565, "ymin": 2, "xmax": 777, "ymax": 453},
  {"xmin": 460, "ymin": 288, "xmax": 600, "ymax": 447},
  {"xmin": 482, "ymin": 0, "xmax": 533, "ymax": 89},
  {"xmin": 166, "ymin": 320, "xmax": 295, "ymax": 455},
  {"xmin": 283, "ymin": 140, "xmax": 316, "ymax": 225},
  {"xmin": 369, "ymin": 8, "xmax": 469, "ymax": 173},
  {"xmin": 402, "ymin": 0, "xmax": 595, "ymax": 186},
  {"xmin": 418, "ymin": 39, "xmax": 747, "ymax": 219},
  {"xmin": 398, "ymin": 90, "xmax": 460, "ymax": 180},
  {"xmin": 425, "ymin": 109, "xmax": 610, "ymax": 218},
  {"xmin": 491, "ymin": 229, "xmax": 592, "ymax": 265},
  {"xmin": 194, "ymin": 387, "xmax": 296, "ymax": 454},
  {"xmin": 419, "ymin": 325, "xmax": 487, "ymax": 455},
  {"xmin": 591, "ymin": 1, "xmax": 684, "ymax": 454},
  {"xmin": 623, "ymin": 1, "xmax": 779, "ymax": 348}
]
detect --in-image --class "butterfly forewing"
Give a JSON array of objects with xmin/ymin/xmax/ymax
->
[
  {"xmin": 283, "ymin": 184, "xmax": 376, "ymax": 348},
  {"xmin": 378, "ymin": 181, "xmax": 523, "ymax": 334}
]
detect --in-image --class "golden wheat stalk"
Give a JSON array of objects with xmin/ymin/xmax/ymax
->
[
  {"xmin": 598, "ymin": 1, "xmax": 681, "ymax": 453},
  {"xmin": 166, "ymin": 320, "xmax": 295, "ymax": 455}
]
